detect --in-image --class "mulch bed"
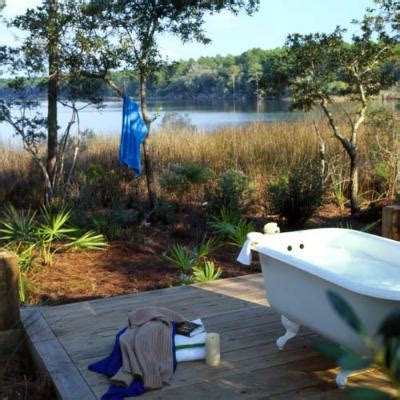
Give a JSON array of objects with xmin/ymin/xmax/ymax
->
[
  {"xmin": 26, "ymin": 202, "xmax": 382, "ymax": 305},
  {"xmin": 27, "ymin": 241, "xmax": 255, "ymax": 305}
]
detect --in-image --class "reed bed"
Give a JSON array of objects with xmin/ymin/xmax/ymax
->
[{"xmin": 0, "ymin": 115, "xmax": 396, "ymax": 210}]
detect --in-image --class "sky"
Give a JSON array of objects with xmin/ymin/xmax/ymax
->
[{"xmin": 0, "ymin": 0, "xmax": 376, "ymax": 61}]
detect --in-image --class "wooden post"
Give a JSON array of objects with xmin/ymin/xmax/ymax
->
[
  {"xmin": 382, "ymin": 205, "xmax": 400, "ymax": 241},
  {"xmin": 0, "ymin": 251, "xmax": 20, "ymax": 331}
]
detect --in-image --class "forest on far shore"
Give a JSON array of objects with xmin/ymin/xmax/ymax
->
[{"xmin": 1, "ymin": 45, "xmax": 399, "ymax": 102}]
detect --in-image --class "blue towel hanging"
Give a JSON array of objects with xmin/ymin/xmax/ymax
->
[{"xmin": 119, "ymin": 96, "xmax": 148, "ymax": 176}]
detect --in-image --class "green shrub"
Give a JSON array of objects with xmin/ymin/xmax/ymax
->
[
  {"xmin": 160, "ymin": 168, "xmax": 190, "ymax": 195},
  {"xmin": 267, "ymin": 161, "xmax": 323, "ymax": 228},
  {"xmin": 267, "ymin": 176, "xmax": 289, "ymax": 214},
  {"xmin": 206, "ymin": 169, "xmax": 255, "ymax": 217},
  {"xmin": 373, "ymin": 161, "xmax": 391, "ymax": 193},
  {"xmin": 77, "ymin": 163, "xmax": 128, "ymax": 208},
  {"xmin": 91, "ymin": 206, "xmax": 139, "ymax": 240},
  {"xmin": 160, "ymin": 163, "xmax": 214, "ymax": 199}
]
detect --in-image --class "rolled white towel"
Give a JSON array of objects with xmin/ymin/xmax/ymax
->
[
  {"xmin": 176, "ymin": 346, "xmax": 206, "ymax": 362},
  {"xmin": 175, "ymin": 331, "xmax": 207, "ymax": 348}
]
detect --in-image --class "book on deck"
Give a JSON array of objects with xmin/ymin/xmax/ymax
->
[{"xmin": 176, "ymin": 320, "xmax": 204, "ymax": 337}]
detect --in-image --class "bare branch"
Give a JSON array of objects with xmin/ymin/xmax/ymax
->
[
  {"xmin": 319, "ymin": 99, "xmax": 352, "ymax": 154},
  {"xmin": 104, "ymin": 75, "xmax": 124, "ymax": 97}
]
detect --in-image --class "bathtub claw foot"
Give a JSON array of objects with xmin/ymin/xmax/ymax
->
[
  {"xmin": 276, "ymin": 315, "xmax": 300, "ymax": 350},
  {"xmin": 336, "ymin": 370, "xmax": 350, "ymax": 389}
]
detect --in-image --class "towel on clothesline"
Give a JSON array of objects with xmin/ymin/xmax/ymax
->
[{"xmin": 119, "ymin": 96, "xmax": 148, "ymax": 176}]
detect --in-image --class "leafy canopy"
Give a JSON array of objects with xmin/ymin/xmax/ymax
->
[{"xmin": 274, "ymin": 0, "xmax": 397, "ymax": 111}]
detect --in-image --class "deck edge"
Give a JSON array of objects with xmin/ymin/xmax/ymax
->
[{"xmin": 21, "ymin": 307, "xmax": 97, "ymax": 400}]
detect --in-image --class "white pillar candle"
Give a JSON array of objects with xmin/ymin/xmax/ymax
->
[{"xmin": 205, "ymin": 332, "xmax": 220, "ymax": 367}]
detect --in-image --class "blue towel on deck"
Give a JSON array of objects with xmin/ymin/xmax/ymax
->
[
  {"xmin": 88, "ymin": 327, "xmax": 144, "ymax": 399},
  {"xmin": 88, "ymin": 324, "xmax": 178, "ymax": 400},
  {"xmin": 119, "ymin": 96, "xmax": 148, "ymax": 176}
]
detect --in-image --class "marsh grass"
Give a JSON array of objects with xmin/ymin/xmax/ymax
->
[{"xmin": 0, "ymin": 115, "xmax": 396, "ymax": 211}]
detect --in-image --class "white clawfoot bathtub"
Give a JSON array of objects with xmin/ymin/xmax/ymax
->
[{"xmin": 238, "ymin": 228, "xmax": 400, "ymax": 388}]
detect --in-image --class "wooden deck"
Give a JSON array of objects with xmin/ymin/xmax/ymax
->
[{"xmin": 21, "ymin": 274, "xmax": 388, "ymax": 400}]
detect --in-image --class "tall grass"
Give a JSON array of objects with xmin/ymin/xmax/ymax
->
[{"xmin": 0, "ymin": 114, "xmax": 397, "ymax": 211}]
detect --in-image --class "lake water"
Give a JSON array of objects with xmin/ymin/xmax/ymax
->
[
  {"xmin": 1, "ymin": 98, "xmax": 397, "ymax": 148},
  {"xmin": 0, "ymin": 99, "xmax": 307, "ymax": 147}
]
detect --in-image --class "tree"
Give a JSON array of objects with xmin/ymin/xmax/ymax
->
[
  {"xmin": 88, "ymin": 0, "xmax": 260, "ymax": 211},
  {"xmin": 277, "ymin": 2, "xmax": 397, "ymax": 214},
  {"xmin": 229, "ymin": 65, "xmax": 241, "ymax": 99},
  {"xmin": 0, "ymin": 1, "xmax": 113, "ymax": 204}
]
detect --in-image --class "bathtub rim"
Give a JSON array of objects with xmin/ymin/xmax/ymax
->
[{"xmin": 253, "ymin": 228, "xmax": 400, "ymax": 301}]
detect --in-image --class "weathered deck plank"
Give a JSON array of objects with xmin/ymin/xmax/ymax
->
[
  {"xmin": 23, "ymin": 274, "xmax": 388, "ymax": 399},
  {"xmin": 21, "ymin": 308, "xmax": 96, "ymax": 400}
]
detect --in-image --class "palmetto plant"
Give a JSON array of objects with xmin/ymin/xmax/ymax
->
[
  {"xmin": 210, "ymin": 208, "xmax": 255, "ymax": 247},
  {"xmin": 165, "ymin": 235, "xmax": 219, "ymax": 273},
  {"xmin": 194, "ymin": 235, "xmax": 220, "ymax": 259},
  {"xmin": 228, "ymin": 219, "xmax": 256, "ymax": 247},
  {"xmin": 165, "ymin": 235, "xmax": 221, "ymax": 285},
  {"xmin": 11, "ymin": 243, "xmax": 38, "ymax": 303},
  {"xmin": 0, "ymin": 205, "xmax": 37, "ymax": 245},
  {"xmin": 0, "ymin": 205, "xmax": 107, "ymax": 302},
  {"xmin": 164, "ymin": 243, "xmax": 195, "ymax": 273},
  {"xmin": 0, "ymin": 204, "xmax": 107, "ymax": 267},
  {"xmin": 36, "ymin": 207, "xmax": 76, "ymax": 265},
  {"xmin": 35, "ymin": 207, "xmax": 107, "ymax": 265},
  {"xmin": 192, "ymin": 260, "xmax": 222, "ymax": 283},
  {"xmin": 336, "ymin": 219, "xmax": 382, "ymax": 234}
]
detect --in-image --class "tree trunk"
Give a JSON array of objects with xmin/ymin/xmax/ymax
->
[
  {"xmin": 320, "ymin": 102, "xmax": 360, "ymax": 215},
  {"xmin": 0, "ymin": 252, "xmax": 20, "ymax": 331},
  {"xmin": 139, "ymin": 73, "xmax": 157, "ymax": 210},
  {"xmin": 349, "ymin": 150, "xmax": 360, "ymax": 215},
  {"xmin": 313, "ymin": 121, "xmax": 325, "ymax": 189},
  {"xmin": 382, "ymin": 205, "xmax": 400, "ymax": 241},
  {"xmin": 46, "ymin": 0, "xmax": 59, "ymax": 204}
]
